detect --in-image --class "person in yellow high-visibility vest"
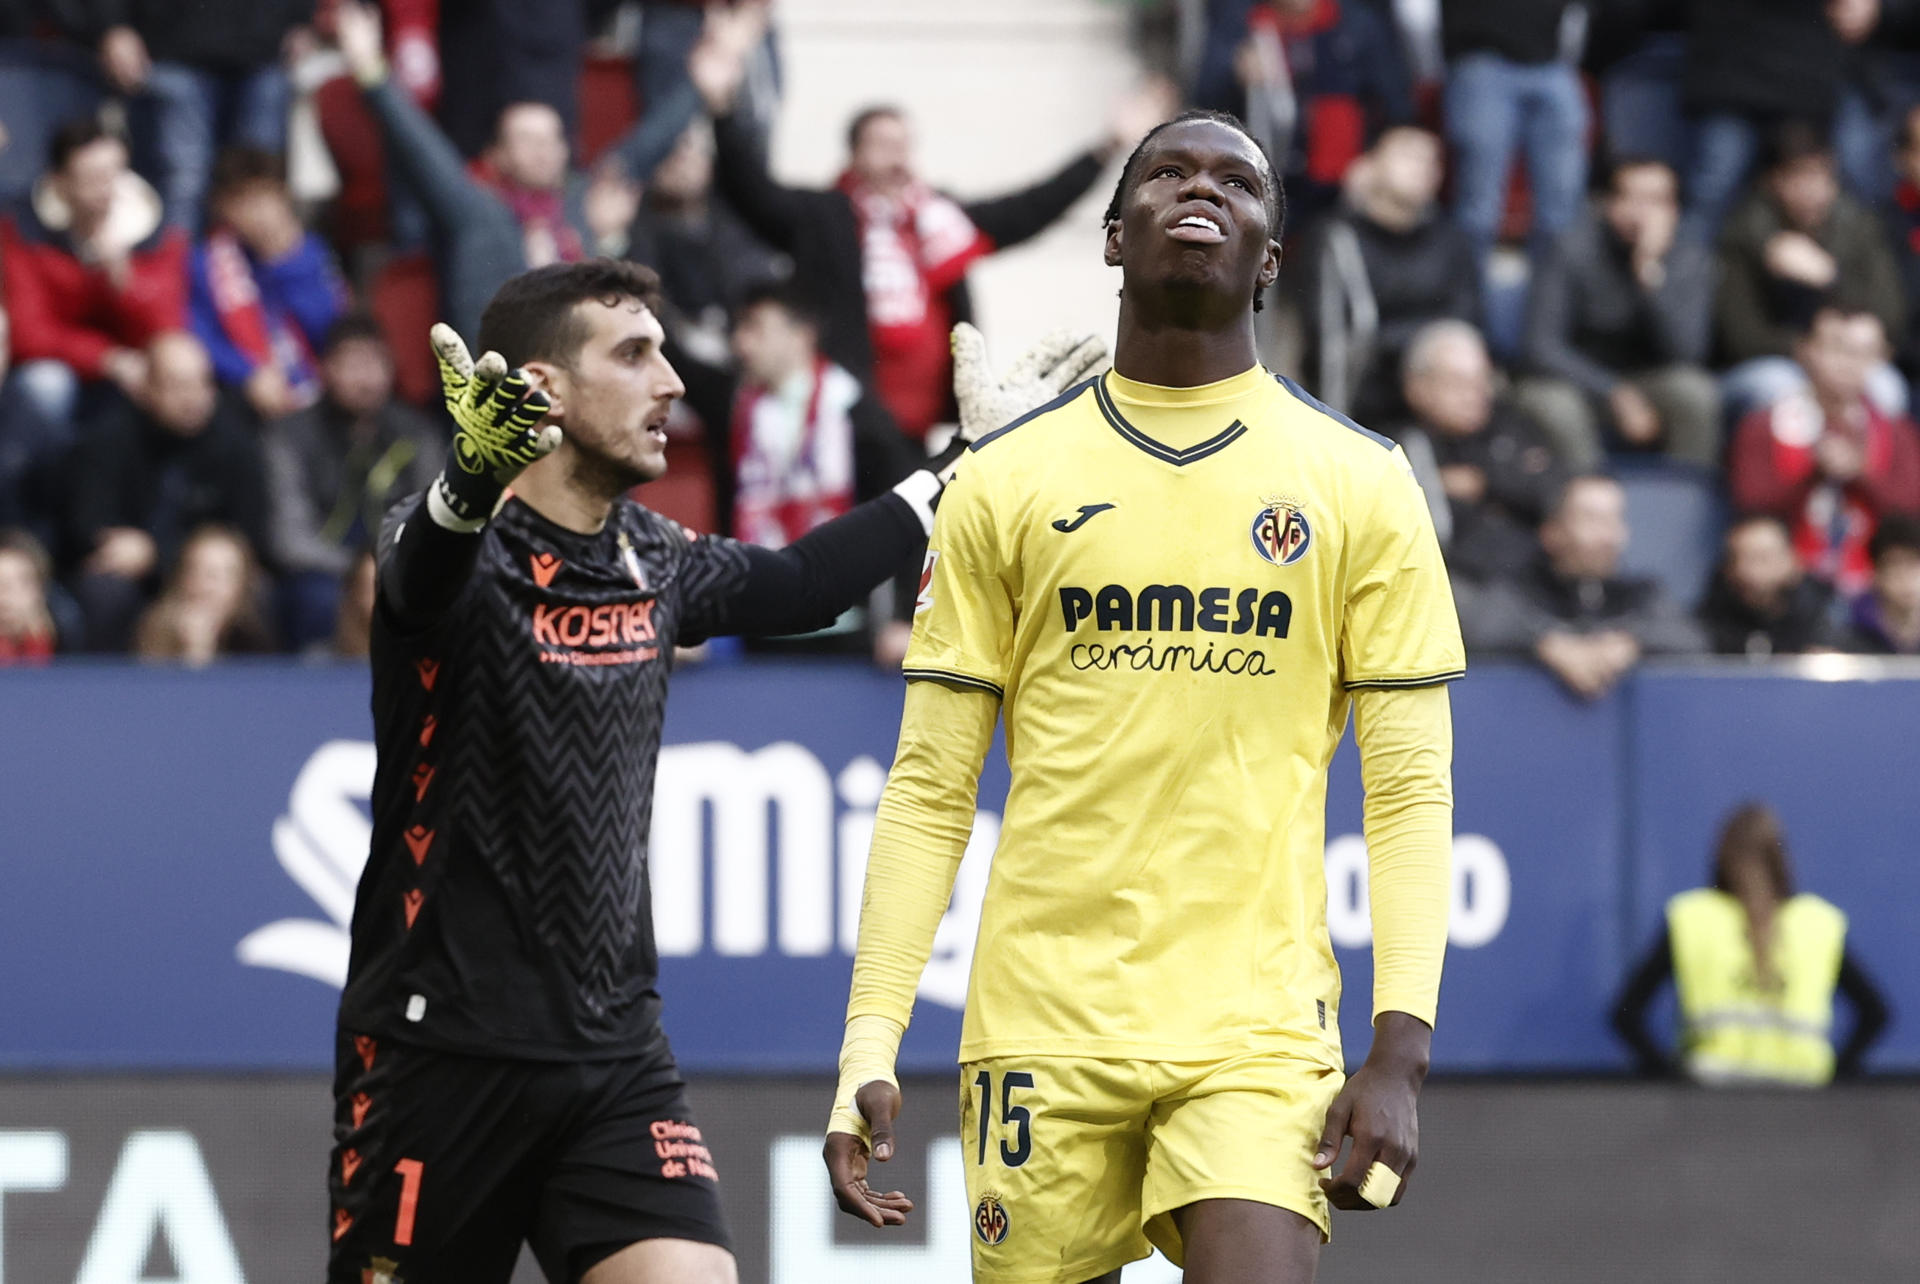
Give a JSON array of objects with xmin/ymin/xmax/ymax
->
[{"xmin": 1613, "ymin": 802, "xmax": 1889, "ymax": 1085}]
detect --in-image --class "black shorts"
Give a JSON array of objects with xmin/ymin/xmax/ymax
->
[{"xmin": 326, "ymin": 1028, "xmax": 729, "ymax": 1284}]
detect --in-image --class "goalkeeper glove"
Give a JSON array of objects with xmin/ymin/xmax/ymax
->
[
  {"xmin": 940, "ymin": 321, "xmax": 1108, "ymax": 476},
  {"xmin": 889, "ymin": 324, "xmax": 1110, "ymax": 534},
  {"xmin": 426, "ymin": 323, "xmax": 562, "ymax": 532}
]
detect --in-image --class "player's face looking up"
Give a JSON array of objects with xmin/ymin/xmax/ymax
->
[
  {"xmin": 1103, "ymin": 119, "xmax": 1281, "ymax": 321},
  {"xmin": 526, "ymin": 300, "xmax": 684, "ymax": 488}
]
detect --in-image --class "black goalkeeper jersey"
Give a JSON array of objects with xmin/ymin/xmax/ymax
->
[{"xmin": 338, "ymin": 489, "xmax": 923, "ymax": 1058}]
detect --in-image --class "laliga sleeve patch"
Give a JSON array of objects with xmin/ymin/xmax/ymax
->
[{"xmin": 916, "ymin": 550, "xmax": 940, "ymax": 614}]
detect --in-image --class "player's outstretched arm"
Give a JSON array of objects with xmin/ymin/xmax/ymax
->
[
  {"xmin": 1315, "ymin": 684, "xmax": 1453, "ymax": 1211},
  {"xmin": 684, "ymin": 326, "xmax": 1104, "ymax": 640},
  {"xmin": 379, "ymin": 324, "xmax": 558, "ymax": 627},
  {"xmin": 824, "ymin": 679, "xmax": 999, "ymax": 1227}
]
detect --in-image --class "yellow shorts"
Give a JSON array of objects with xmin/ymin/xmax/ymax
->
[{"xmin": 957, "ymin": 1052, "xmax": 1343, "ymax": 1284}]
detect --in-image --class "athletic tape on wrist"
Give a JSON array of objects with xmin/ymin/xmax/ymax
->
[{"xmin": 1358, "ymin": 1161, "xmax": 1401, "ymax": 1208}]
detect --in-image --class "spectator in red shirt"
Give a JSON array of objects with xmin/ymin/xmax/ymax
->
[
  {"xmin": 1730, "ymin": 305, "xmax": 1920, "ymax": 596},
  {"xmin": 0, "ymin": 116, "xmax": 187, "ymax": 425},
  {"xmin": 694, "ymin": 4, "xmax": 1171, "ymax": 440},
  {"xmin": 0, "ymin": 529, "xmax": 58, "ymax": 664}
]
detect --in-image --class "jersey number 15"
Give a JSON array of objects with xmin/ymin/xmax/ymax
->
[{"xmin": 973, "ymin": 1070, "xmax": 1034, "ymax": 1168}]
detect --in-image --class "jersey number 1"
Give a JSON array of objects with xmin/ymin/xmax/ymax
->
[{"xmin": 973, "ymin": 1070, "xmax": 1034, "ymax": 1168}]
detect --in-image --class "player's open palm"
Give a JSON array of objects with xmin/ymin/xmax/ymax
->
[
  {"xmin": 823, "ymin": 1081, "xmax": 916, "ymax": 1227},
  {"xmin": 950, "ymin": 322, "xmax": 1108, "ymax": 446},
  {"xmin": 1313, "ymin": 1056, "xmax": 1421, "ymax": 1212},
  {"xmin": 433, "ymin": 323, "xmax": 560, "ymax": 481}
]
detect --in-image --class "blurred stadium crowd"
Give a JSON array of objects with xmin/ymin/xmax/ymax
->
[{"xmin": 1, "ymin": 0, "xmax": 1919, "ymax": 695}]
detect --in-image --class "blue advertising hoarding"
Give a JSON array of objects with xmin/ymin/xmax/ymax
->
[{"xmin": 1, "ymin": 660, "xmax": 1913, "ymax": 1072}]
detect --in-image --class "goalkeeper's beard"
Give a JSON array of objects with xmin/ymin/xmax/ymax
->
[{"xmin": 555, "ymin": 436, "xmax": 664, "ymax": 503}]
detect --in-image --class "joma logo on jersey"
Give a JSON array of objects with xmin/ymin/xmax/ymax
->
[
  {"xmin": 1059, "ymin": 584, "xmax": 1292, "ymax": 638},
  {"xmin": 531, "ymin": 601, "xmax": 658, "ymax": 649}
]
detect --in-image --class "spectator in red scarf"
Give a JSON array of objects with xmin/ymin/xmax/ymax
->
[
  {"xmin": 0, "ymin": 529, "xmax": 58, "ymax": 664},
  {"xmin": 695, "ymin": 3, "xmax": 1172, "ymax": 439},
  {"xmin": 725, "ymin": 283, "xmax": 919, "ymax": 660},
  {"xmin": 189, "ymin": 147, "xmax": 349, "ymax": 422},
  {"xmin": 329, "ymin": 0, "xmax": 694, "ymax": 341},
  {"xmin": 1730, "ymin": 306, "xmax": 1920, "ymax": 597},
  {"xmin": 0, "ymin": 115, "xmax": 186, "ymax": 425}
]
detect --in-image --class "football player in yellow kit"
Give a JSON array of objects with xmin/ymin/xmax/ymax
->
[{"xmin": 822, "ymin": 110, "xmax": 1464, "ymax": 1284}]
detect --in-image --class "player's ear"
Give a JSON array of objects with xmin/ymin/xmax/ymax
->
[
  {"xmin": 1258, "ymin": 238, "xmax": 1282, "ymax": 292},
  {"xmin": 521, "ymin": 361, "xmax": 566, "ymax": 422},
  {"xmin": 1103, "ymin": 218, "xmax": 1123, "ymax": 267}
]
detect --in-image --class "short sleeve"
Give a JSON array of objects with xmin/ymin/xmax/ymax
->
[
  {"xmin": 901, "ymin": 463, "xmax": 1014, "ymax": 697},
  {"xmin": 1342, "ymin": 449, "xmax": 1466, "ymax": 690}
]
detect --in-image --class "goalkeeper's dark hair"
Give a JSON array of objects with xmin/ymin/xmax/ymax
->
[
  {"xmin": 1102, "ymin": 110, "xmax": 1283, "ymax": 312},
  {"xmin": 478, "ymin": 259, "xmax": 668, "ymax": 372}
]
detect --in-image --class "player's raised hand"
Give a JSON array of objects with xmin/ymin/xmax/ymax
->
[
  {"xmin": 950, "ymin": 322, "xmax": 1108, "ymax": 446},
  {"xmin": 823, "ymin": 1081, "xmax": 916, "ymax": 1228},
  {"xmin": 1312, "ymin": 1011, "xmax": 1430, "ymax": 1211},
  {"xmin": 428, "ymin": 323, "xmax": 559, "ymax": 528}
]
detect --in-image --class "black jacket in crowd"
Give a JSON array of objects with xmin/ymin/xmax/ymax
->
[
  {"xmin": 1402, "ymin": 401, "xmax": 1568, "ymax": 582},
  {"xmin": 1462, "ymin": 555, "xmax": 1708, "ymax": 654},
  {"xmin": 1441, "ymin": 0, "xmax": 1574, "ymax": 64},
  {"xmin": 1684, "ymin": 0, "xmax": 1847, "ymax": 123},
  {"xmin": 65, "ymin": 396, "xmax": 268, "ymax": 572},
  {"xmin": 98, "ymin": 0, "xmax": 311, "ymax": 71},
  {"xmin": 1524, "ymin": 208, "xmax": 1716, "ymax": 395},
  {"xmin": 1697, "ymin": 572, "xmax": 1840, "ymax": 655},
  {"xmin": 1300, "ymin": 196, "xmax": 1479, "ymax": 420},
  {"xmin": 710, "ymin": 106, "xmax": 1105, "ymax": 392}
]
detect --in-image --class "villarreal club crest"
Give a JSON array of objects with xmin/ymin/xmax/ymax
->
[
  {"xmin": 1252, "ymin": 494, "xmax": 1312, "ymax": 567},
  {"xmin": 974, "ymin": 1191, "xmax": 1010, "ymax": 1246}
]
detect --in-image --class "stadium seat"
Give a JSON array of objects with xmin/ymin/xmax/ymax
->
[
  {"xmin": 370, "ymin": 254, "xmax": 442, "ymax": 407},
  {"xmin": 313, "ymin": 72, "xmax": 391, "ymax": 251},
  {"xmin": 578, "ymin": 54, "xmax": 640, "ymax": 170},
  {"xmin": 1613, "ymin": 458, "xmax": 1727, "ymax": 610}
]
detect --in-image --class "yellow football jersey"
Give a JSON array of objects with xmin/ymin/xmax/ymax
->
[{"xmin": 905, "ymin": 365, "xmax": 1464, "ymax": 1068}]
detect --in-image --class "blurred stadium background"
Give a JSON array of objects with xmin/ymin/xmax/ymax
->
[{"xmin": 3, "ymin": 0, "xmax": 1919, "ymax": 1280}]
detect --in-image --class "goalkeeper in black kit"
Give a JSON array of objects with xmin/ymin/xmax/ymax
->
[{"xmin": 326, "ymin": 258, "xmax": 1105, "ymax": 1284}]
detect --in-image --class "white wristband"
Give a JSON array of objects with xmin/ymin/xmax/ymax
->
[
  {"xmin": 427, "ymin": 479, "xmax": 490, "ymax": 533},
  {"xmin": 891, "ymin": 470, "xmax": 942, "ymax": 536}
]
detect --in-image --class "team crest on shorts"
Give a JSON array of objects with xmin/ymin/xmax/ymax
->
[
  {"xmin": 362, "ymin": 1258, "xmax": 403, "ymax": 1284},
  {"xmin": 974, "ymin": 1191, "xmax": 1010, "ymax": 1245},
  {"xmin": 1251, "ymin": 495, "xmax": 1312, "ymax": 566}
]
